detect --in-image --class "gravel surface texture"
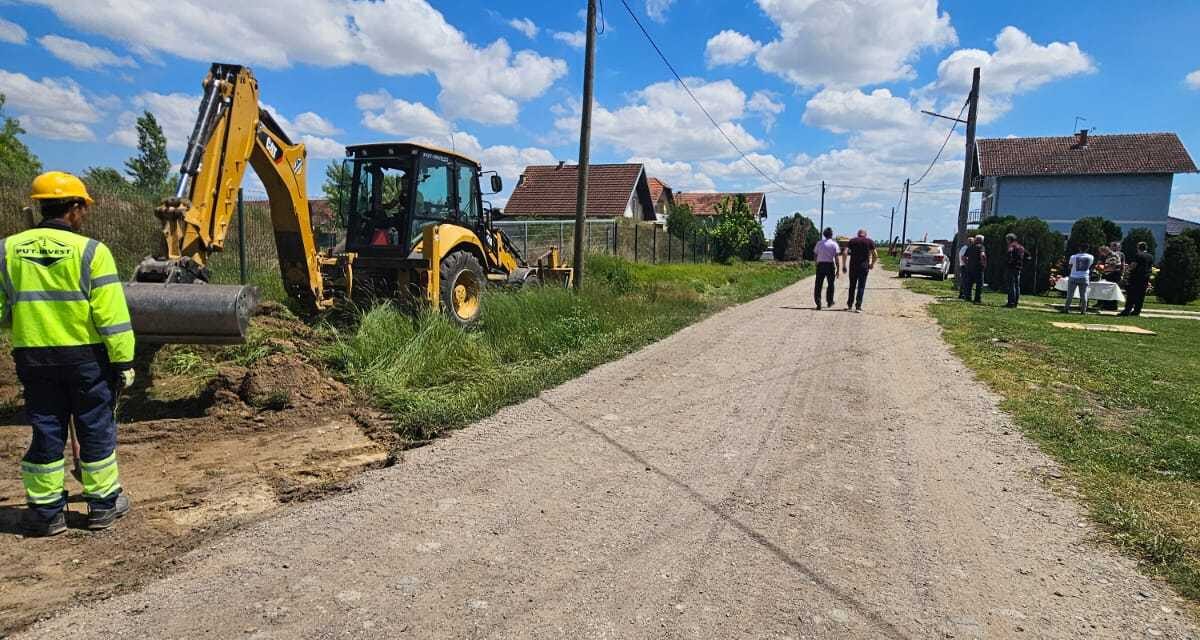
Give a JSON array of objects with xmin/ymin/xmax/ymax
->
[{"xmin": 19, "ymin": 274, "xmax": 1198, "ymax": 639}]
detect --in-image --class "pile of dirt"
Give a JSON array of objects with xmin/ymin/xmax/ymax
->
[{"xmin": 204, "ymin": 353, "xmax": 350, "ymax": 416}]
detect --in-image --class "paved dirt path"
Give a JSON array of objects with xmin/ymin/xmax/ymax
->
[{"xmin": 19, "ymin": 274, "xmax": 1197, "ymax": 639}]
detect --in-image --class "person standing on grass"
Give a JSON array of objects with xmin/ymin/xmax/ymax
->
[
  {"xmin": 1004, "ymin": 233, "xmax": 1026, "ymax": 308},
  {"xmin": 812, "ymin": 227, "xmax": 841, "ymax": 310},
  {"xmin": 1119, "ymin": 241, "xmax": 1154, "ymax": 317},
  {"xmin": 961, "ymin": 234, "xmax": 987, "ymax": 304},
  {"xmin": 841, "ymin": 228, "xmax": 877, "ymax": 313},
  {"xmin": 958, "ymin": 236, "xmax": 975, "ymax": 300},
  {"xmin": 1062, "ymin": 243, "xmax": 1095, "ymax": 314}
]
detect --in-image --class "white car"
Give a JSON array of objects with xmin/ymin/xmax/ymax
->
[{"xmin": 898, "ymin": 243, "xmax": 950, "ymax": 280}]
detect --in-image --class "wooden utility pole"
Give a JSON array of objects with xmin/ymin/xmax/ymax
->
[
  {"xmin": 955, "ymin": 67, "xmax": 980, "ymax": 249},
  {"xmin": 818, "ymin": 180, "xmax": 825, "ymax": 231},
  {"xmin": 888, "ymin": 206, "xmax": 895, "ymax": 251},
  {"xmin": 900, "ymin": 179, "xmax": 910, "ymax": 247},
  {"xmin": 571, "ymin": 0, "xmax": 597, "ymax": 290}
]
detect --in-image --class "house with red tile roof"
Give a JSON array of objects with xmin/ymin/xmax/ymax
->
[
  {"xmin": 673, "ymin": 192, "xmax": 768, "ymax": 220},
  {"xmin": 974, "ymin": 130, "xmax": 1197, "ymax": 255},
  {"xmin": 503, "ymin": 162, "xmax": 656, "ymax": 221},
  {"xmin": 647, "ymin": 177, "xmax": 675, "ymax": 224}
]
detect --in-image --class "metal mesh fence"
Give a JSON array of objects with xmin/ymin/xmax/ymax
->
[{"xmin": 496, "ymin": 218, "xmax": 710, "ymax": 264}]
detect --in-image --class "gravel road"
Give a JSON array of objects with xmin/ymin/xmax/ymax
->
[{"xmin": 20, "ymin": 274, "xmax": 1197, "ymax": 639}]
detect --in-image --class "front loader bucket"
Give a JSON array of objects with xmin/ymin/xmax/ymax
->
[{"xmin": 124, "ymin": 283, "xmax": 260, "ymax": 345}]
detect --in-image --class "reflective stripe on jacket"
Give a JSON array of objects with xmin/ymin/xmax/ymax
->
[{"xmin": 0, "ymin": 220, "xmax": 134, "ymax": 368}]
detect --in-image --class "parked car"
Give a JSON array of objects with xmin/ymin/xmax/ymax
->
[{"xmin": 898, "ymin": 243, "xmax": 950, "ymax": 280}]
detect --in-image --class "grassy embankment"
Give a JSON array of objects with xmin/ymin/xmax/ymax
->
[
  {"xmin": 899, "ymin": 273, "xmax": 1200, "ymax": 599},
  {"xmin": 323, "ymin": 255, "xmax": 809, "ymax": 441}
]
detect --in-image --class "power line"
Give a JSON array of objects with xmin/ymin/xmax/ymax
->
[
  {"xmin": 911, "ymin": 98, "xmax": 968, "ymax": 187},
  {"xmin": 618, "ymin": 0, "xmax": 814, "ymax": 197}
]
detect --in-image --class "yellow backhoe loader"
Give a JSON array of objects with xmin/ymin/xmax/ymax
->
[{"xmin": 125, "ymin": 63, "xmax": 571, "ymax": 344}]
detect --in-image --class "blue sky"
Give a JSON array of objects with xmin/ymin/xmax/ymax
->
[{"xmin": 1, "ymin": 0, "xmax": 1198, "ymax": 240}]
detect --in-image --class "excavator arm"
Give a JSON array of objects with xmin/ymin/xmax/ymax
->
[{"xmin": 126, "ymin": 63, "xmax": 336, "ymax": 344}]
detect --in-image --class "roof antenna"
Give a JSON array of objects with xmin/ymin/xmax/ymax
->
[
  {"xmin": 1073, "ymin": 115, "xmax": 1087, "ymax": 133},
  {"xmin": 448, "ymin": 131, "xmax": 456, "ymax": 153}
]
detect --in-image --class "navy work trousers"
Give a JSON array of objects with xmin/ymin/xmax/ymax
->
[{"xmin": 18, "ymin": 361, "xmax": 120, "ymax": 519}]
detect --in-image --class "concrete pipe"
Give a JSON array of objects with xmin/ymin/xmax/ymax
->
[{"xmin": 124, "ymin": 282, "xmax": 260, "ymax": 345}]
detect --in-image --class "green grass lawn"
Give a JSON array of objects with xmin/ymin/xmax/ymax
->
[
  {"xmin": 323, "ymin": 256, "xmax": 809, "ymax": 441},
  {"xmin": 900, "ymin": 274, "xmax": 1200, "ymax": 599}
]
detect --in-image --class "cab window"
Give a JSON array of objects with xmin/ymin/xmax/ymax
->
[
  {"xmin": 411, "ymin": 154, "xmax": 452, "ymax": 242},
  {"xmin": 456, "ymin": 163, "xmax": 480, "ymax": 227}
]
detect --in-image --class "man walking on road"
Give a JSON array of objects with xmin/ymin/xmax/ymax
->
[
  {"xmin": 961, "ymin": 235, "xmax": 987, "ymax": 304},
  {"xmin": 1119, "ymin": 241, "xmax": 1154, "ymax": 316},
  {"xmin": 1004, "ymin": 233, "xmax": 1026, "ymax": 308},
  {"xmin": 842, "ymin": 228, "xmax": 877, "ymax": 313},
  {"xmin": 812, "ymin": 227, "xmax": 841, "ymax": 310},
  {"xmin": 1, "ymin": 172, "xmax": 136, "ymax": 537},
  {"xmin": 1062, "ymin": 243, "xmax": 1095, "ymax": 314}
]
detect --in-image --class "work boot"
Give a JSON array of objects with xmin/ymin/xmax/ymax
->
[
  {"xmin": 21, "ymin": 509, "xmax": 67, "ymax": 537},
  {"xmin": 87, "ymin": 494, "xmax": 130, "ymax": 531}
]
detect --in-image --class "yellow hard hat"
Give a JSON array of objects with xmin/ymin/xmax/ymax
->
[{"xmin": 30, "ymin": 171, "xmax": 94, "ymax": 205}]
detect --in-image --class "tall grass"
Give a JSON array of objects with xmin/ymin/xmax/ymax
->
[{"xmin": 323, "ymin": 256, "xmax": 806, "ymax": 440}]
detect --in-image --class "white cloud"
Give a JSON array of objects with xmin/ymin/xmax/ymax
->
[
  {"xmin": 0, "ymin": 17, "xmax": 27, "ymax": 44},
  {"xmin": 553, "ymin": 30, "xmax": 586, "ymax": 49},
  {"xmin": 922, "ymin": 26, "xmax": 1095, "ymax": 123},
  {"xmin": 629, "ymin": 157, "xmax": 717, "ymax": 192},
  {"xmin": 1185, "ymin": 69, "xmax": 1200, "ymax": 90},
  {"xmin": 555, "ymin": 78, "xmax": 765, "ymax": 161},
  {"xmin": 1172, "ymin": 193, "xmax": 1200, "ymax": 221},
  {"xmin": 748, "ymin": 90, "xmax": 785, "ymax": 130},
  {"xmin": 297, "ymin": 135, "xmax": 345, "ymax": 160},
  {"xmin": 38, "ymin": 34, "xmax": 138, "ymax": 70},
  {"xmin": 646, "ymin": 0, "xmax": 677, "ymax": 22},
  {"xmin": 0, "ymin": 69, "xmax": 103, "ymax": 140},
  {"xmin": 356, "ymin": 90, "xmax": 451, "ymax": 138},
  {"xmin": 705, "ymin": 30, "xmax": 761, "ymax": 68},
  {"xmin": 754, "ymin": 0, "xmax": 957, "ymax": 88},
  {"xmin": 108, "ymin": 92, "xmax": 199, "ymax": 150},
  {"xmin": 508, "ymin": 17, "xmax": 538, "ymax": 39},
  {"xmin": 28, "ymin": 0, "xmax": 567, "ymax": 126},
  {"xmin": 19, "ymin": 115, "xmax": 95, "ymax": 142},
  {"xmin": 802, "ymin": 88, "xmax": 919, "ymax": 134},
  {"xmin": 699, "ymin": 153, "xmax": 786, "ymax": 180},
  {"xmin": 292, "ymin": 111, "xmax": 341, "ymax": 137}
]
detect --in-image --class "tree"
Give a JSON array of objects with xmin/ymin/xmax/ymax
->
[
  {"xmin": 0, "ymin": 94, "xmax": 42, "ymax": 181},
  {"xmin": 772, "ymin": 213, "xmax": 818, "ymax": 261},
  {"xmin": 978, "ymin": 216, "xmax": 1065, "ymax": 294},
  {"xmin": 709, "ymin": 195, "xmax": 764, "ymax": 263},
  {"xmin": 1154, "ymin": 235, "xmax": 1200, "ymax": 305},
  {"xmin": 1067, "ymin": 217, "xmax": 1106, "ymax": 254},
  {"xmin": 322, "ymin": 162, "xmax": 351, "ymax": 223},
  {"xmin": 83, "ymin": 166, "xmax": 129, "ymax": 192},
  {"xmin": 1078, "ymin": 215, "xmax": 1122, "ymax": 245},
  {"xmin": 124, "ymin": 111, "xmax": 172, "ymax": 196},
  {"xmin": 665, "ymin": 202, "xmax": 697, "ymax": 240},
  {"xmin": 1120, "ymin": 227, "xmax": 1157, "ymax": 259}
]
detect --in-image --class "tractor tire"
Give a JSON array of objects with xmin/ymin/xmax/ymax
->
[{"xmin": 440, "ymin": 251, "xmax": 485, "ymax": 327}]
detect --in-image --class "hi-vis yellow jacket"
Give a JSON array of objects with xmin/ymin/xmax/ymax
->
[{"xmin": 0, "ymin": 221, "xmax": 134, "ymax": 369}]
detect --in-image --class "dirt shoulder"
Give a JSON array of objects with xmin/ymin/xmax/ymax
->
[{"xmin": 15, "ymin": 272, "xmax": 1197, "ymax": 638}]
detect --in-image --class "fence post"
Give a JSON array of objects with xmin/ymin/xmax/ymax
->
[
  {"xmin": 523, "ymin": 222, "xmax": 529, "ymax": 257},
  {"xmin": 559, "ymin": 222, "xmax": 564, "ymax": 255},
  {"xmin": 237, "ymin": 188, "xmax": 247, "ymax": 285},
  {"xmin": 652, "ymin": 225, "xmax": 658, "ymax": 264},
  {"xmin": 668, "ymin": 231, "xmax": 672, "ymax": 263},
  {"xmin": 634, "ymin": 224, "xmax": 639, "ymax": 263}
]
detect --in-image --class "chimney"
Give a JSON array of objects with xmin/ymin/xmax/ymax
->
[
  {"xmin": 557, "ymin": 160, "xmax": 565, "ymax": 169},
  {"xmin": 1075, "ymin": 129, "xmax": 1089, "ymax": 148}
]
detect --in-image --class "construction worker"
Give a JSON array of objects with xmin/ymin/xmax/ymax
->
[{"xmin": 1, "ymin": 171, "xmax": 135, "ymax": 537}]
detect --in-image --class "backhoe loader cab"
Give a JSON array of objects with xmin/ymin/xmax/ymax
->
[{"xmin": 338, "ymin": 142, "xmax": 570, "ymax": 326}]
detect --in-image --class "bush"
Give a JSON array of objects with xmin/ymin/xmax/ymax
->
[
  {"xmin": 666, "ymin": 203, "xmax": 697, "ymax": 240},
  {"xmin": 709, "ymin": 195, "xmax": 764, "ymax": 264},
  {"xmin": 772, "ymin": 213, "xmax": 819, "ymax": 261},
  {"xmin": 1121, "ymin": 227, "xmax": 1158, "ymax": 259},
  {"xmin": 1068, "ymin": 217, "xmax": 1107, "ymax": 255},
  {"xmin": 977, "ymin": 216, "xmax": 1065, "ymax": 294},
  {"xmin": 1078, "ymin": 216, "xmax": 1123, "ymax": 245},
  {"xmin": 1155, "ymin": 235, "xmax": 1200, "ymax": 305}
]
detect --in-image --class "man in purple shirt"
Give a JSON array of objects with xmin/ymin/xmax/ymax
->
[{"xmin": 812, "ymin": 227, "xmax": 841, "ymax": 310}]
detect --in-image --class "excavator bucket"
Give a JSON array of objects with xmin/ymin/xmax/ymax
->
[{"xmin": 124, "ymin": 283, "xmax": 259, "ymax": 345}]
